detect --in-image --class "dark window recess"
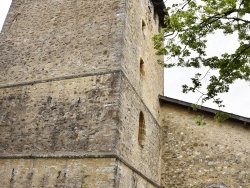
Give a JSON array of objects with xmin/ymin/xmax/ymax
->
[
  {"xmin": 142, "ymin": 19, "xmax": 146, "ymax": 38},
  {"xmin": 154, "ymin": 11, "xmax": 157, "ymax": 22},
  {"xmin": 138, "ymin": 111, "xmax": 146, "ymax": 147},
  {"xmin": 140, "ymin": 58, "xmax": 145, "ymax": 76},
  {"xmin": 158, "ymin": 23, "xmax": 162, "ymax": 33}
]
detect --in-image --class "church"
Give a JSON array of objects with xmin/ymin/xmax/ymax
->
[{"xmin": 0, "ymin": 0, "xmax": 249, "ymax": 187}]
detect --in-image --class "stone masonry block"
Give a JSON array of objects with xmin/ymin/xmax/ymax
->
[{"xmin": 0, "ymin": 72, "xmax": 120, "ymax": 154}]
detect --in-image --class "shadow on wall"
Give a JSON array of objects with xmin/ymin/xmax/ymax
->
[{"xmin": 203, "ymin": 183, "xmax": 228, "ymax": 188}]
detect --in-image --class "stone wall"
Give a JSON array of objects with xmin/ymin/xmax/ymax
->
[
  {"xmin": 116, "ymin": 161, "xmax": 158, "ymax": 188},
  {"xmin": 0, "ymin": 0, "xmax": 165, "ymax": 187},
  {"xmin": 0, "ymin": 0, "xmax": 125, "ymax": 85},
  {"xmin": 0, "ymin": 73, "xmax": 120, "ymax": 155},
  {"xmin": 117, "ymin": 75, "xmax": 162, "ymax": 183},
  {"xmin": 122, "ymin": 0, "xmax": 164, "ymax": 120},
  {"xmin": 160, "ymin": 104, "xmax": 250, "ymax": 188},
  {"xmin": 0, "ymin": 158, "xmax": 117, "ymax": 188}
]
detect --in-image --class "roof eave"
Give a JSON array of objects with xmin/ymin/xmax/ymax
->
[{"xmin": 159, "ymin": 95, "xmax": 250, "ymax": 125}]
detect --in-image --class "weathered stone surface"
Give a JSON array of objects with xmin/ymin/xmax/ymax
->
[
  {"xmin": 122, "ymin": 0, "xmax": 164, "ymax": 120},
  {"xmin": 0, "ymin": 0, "xmax": 164, "ymax": 187},
  {"xmin": 0, "ymin": 158, "xmax": 116, "ymax": 188},
  {"xmin": 1, "ymin": 0, "xmax": 249, "ymax": 187},
  {"xmin": 116, "ymin": 162, "xmax": 157, "ymax": 188},
  {"xmin": 160, "ymin": 104, "xmax": 250, "ymax": 188},
  {"xmin": 0, "ymin": 0, "xmax": 125, "ymax": 85},
  {"xmin": 118, "ymin": 75, "xmax": 161, "ymax": 183},
  {"xmin": 203, "ymin": 183, "xmax": 228, "ymax": 188},
  {"xmin": 0, "ymin": 73, "xmax": 120, "ymax": 154}
]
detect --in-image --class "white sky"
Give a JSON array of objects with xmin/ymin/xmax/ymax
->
[
  {"xmin": 0, "ymin": 0, "xmax": 249, "ymax": 117},
  {"xmin": 0, "ymin": 0, "xmax": 11, "ymax": 31}
]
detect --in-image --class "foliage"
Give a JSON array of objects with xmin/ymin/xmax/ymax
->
[
  {"xmin": 194, "ymin": 115, "xmax": 206, "ymax": 126},
  {"xmin": 153, "ymin": 0, "xmax": 250, "ymax": 109},
  {"xmin": 191, "ymin": 103, "xmax": 201, "ymax": 111},
  {"xmin": 191, "ymin": 104, "xmax": 230, "ymax": 124},
  {"xmin": 214, "ymin": 111, "xmax": 230, "ymax": 122}
]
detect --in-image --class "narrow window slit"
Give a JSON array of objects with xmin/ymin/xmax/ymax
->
[
  {"xmin": 138, "ymin": 111, "xmax": 146, "ymax": 147},
  {"xmin": 142, "ymin": 19, "xmax": 146, "ymax": 38},
  {"xmin": 140, "ymin": 58, "xmax": 145, "ymax": 76}
]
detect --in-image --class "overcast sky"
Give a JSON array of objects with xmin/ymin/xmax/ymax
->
[
  {"xmin": 163, "ymin": 0, "xmax": 250, "ymax": 118},
  {"xmin": 0, "ymin": 0, "xmax": 11, "ymax": 31},
  {"xmin": 164, "ymin": 29, "xmax": 250, "ymax": 117},
  {"xmin": 0, "ymin": 0, "xmax": 249, "ymax": 117}
]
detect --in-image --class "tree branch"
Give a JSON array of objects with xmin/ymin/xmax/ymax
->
[{"xmin": 232, "ymin": 44, "xmax": 250, "ymax": 62}]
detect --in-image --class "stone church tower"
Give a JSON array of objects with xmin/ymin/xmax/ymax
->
[{"xmin": 0, "ymin": 0, "xmax": 166, "ymax": 187}]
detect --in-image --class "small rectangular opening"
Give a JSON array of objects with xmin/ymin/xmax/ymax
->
[
  {"xmin": 138, "ymin": 111, "xmax": 146, "ymax": 147},
  {"xmin": 142, "ymin": 19, "xmax": 146, "ymax": 38},
  {"xmin": 140, "ymin": 58, "xmax": 145, "ymax": 76}
]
